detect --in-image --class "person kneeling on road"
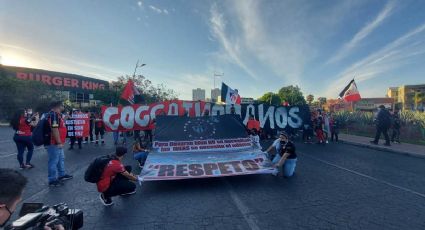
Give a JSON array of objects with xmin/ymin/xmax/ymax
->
[
  {"xmin": 97, "ymin": 147, "xmax": 138, "ymax": 206},
  {"xmin": 271, "ymin": 133, "xmax": 297, "ymax": 177}
]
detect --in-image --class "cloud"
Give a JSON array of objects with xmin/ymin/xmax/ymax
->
[
  {"xmin": 327, "ymin": 1, "xmax": 395, "ymax": 64},
  {"xmin": 147, "ymin": 5, "xmax": 169, "ymax": 15},
  {"xmin": 209, "ymin": 4, "xmax": 258, "ymax": 80},
  {"xmin": 0, "ymin": 43, "xmax": 124, "ymax": 81},
  {"xmin": 325, "ymin": 22, "xmax": 425, "ymax": 97}
]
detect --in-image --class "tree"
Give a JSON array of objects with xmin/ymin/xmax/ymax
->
[
  {"xmin": 318, "ymin": 97, "xmax": 327, "ymax": 105},
  {"xmin": 117, "ymin": 75, "xmax": 178, "ymax": 104},
  {"xmin": 0, "ymin": 75, "xmax": 57, "ymax": 121},
  {"xmin": 277, "ymin": 85, "xmax": 306, "ymax": 105},
  {"xmin": 306, "ymin": 94, "xmax": 314, "ymax": 105},
  {"xmin": 258, "ymin": 92, "xmax": 282, "ymax": 105}
]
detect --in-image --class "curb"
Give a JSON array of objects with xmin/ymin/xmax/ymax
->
[{"xmin": 339, "ymin": 139, "xmax": 425, "ymax": 159}]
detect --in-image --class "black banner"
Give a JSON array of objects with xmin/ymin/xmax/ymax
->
[{"xmin": 154, "ymin": 115, "xmax": 247, "ymax": 142}]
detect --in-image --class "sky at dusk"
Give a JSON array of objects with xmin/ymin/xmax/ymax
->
[{"xmin": 1, "ymin": 0, "xmax": 425, "ymax": 100}]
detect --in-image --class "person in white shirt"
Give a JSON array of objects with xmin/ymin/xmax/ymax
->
[
  {"xmin": 249, "ymin": 129, "xmax": 261, "ymax": 149},
  {"xmin": 265, "ymin": 132, "xmax": 287, "ymax": 160}
]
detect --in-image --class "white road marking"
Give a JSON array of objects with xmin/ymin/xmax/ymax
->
[
  {"xmin": 223, "ymin": 179, "xmax": 261, "ymax": 230},
  {"xmin": 301, "ymin": 153, "xmax": 425, "ymax": 199}
]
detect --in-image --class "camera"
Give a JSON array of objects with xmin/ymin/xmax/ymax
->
[{"xmin": 5, "ymin": 203, "xmax": 83, "ymax": 230}]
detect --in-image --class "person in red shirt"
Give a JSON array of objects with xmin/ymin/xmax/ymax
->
[
  {"xmin": 46, "ymin": 101, "xmax": 73, "ymax": 187},
  {"xmin": 10, "ymin": 108, "xmax": 38, "ymax": 169},
  {"xmin": 246, "ymin": 115, "xmax": 260, "ymax": 132},
  {"xmin": 98, "ymin": 147, "xmax": 138, "ymax": 206},
  {"xmin": 94, "ymin": 113, "xmax": 105, "ymax": 145}
]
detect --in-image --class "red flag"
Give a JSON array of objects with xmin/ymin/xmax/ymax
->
[
  {"xmin": 121, "ymin": 80, "xmax": 141, "ymax": 104},
  {"xmin": 339, "ymin": 79, "xmax": 361, "ymax": 102}
]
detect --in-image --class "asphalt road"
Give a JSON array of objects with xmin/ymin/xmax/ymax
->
[{"xmin": 1, "ymin": 126, "xmax": 424, "ymax": 230}]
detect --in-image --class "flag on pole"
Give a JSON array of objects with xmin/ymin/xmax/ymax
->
[
  {"xmin": 221, "ymin": 82, "xmax": 241, "ymax": 104},
  {"xmin": 121, "ymin": 80, "xmax": 141, "ymax": 104},
  {"xmin": 339, "ymin": 79, "xmax": 361, "ymax": 102}
]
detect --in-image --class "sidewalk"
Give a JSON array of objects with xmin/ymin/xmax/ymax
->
[{"xmin": 339, "ymin": 133, "xmax": 425, "ymax": 159}]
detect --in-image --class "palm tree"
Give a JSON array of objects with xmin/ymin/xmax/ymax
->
[{"xmin": 306, "ymin": 94, "xmax": 314, "ymax": 105}]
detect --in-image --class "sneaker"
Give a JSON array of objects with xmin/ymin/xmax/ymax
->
[
  {"xmin": 19, "ymin": 164, "xmax": 28, "ymax": 170},
  {"xmin": 58, "ymin": 174, "xmax": 73, "ymax": 181},
  {"xmin": 120, "ymin": 190, "xmax": 136, "ymax": 196},
  {"xmin": 100, "ymin": 194, "xmax": 113, "ymax": 206},
  {"xmin": 25, "ymin": 163, "xmax": 34, "ymax": 169},
  {"xmin": 49, "ymin": 180, "xmax": 63, "ymax": 187},
  {"xmin": 82, "ymin": 141, "xmax": 87, "ymax": 144}
]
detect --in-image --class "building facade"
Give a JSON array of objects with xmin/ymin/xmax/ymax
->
[
  {"xmin": 387, "ymin": 84, "xmax": 425, "ymax": 110},
  {"xmin": 1, "ymin": 65, "xmax": 109, "ymax": 107},
  {"xmin": 211, "ymin": 88, "xmax": 221, "ymax": 102},
  {"xmin": 353, "ymin": 98, "xmax": 395, "ymax": 111},
  {"xmin": 241, "ymin": 97, "xmax": 255, "ymax": 104},
  {"xmin": 192, "ymin": 88, "xmax": 206, "ymax": 101}
]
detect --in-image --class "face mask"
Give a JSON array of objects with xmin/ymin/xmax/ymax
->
[{"xmin": 0, "ymin": 206, "xmax": 13, "ymax": 228}]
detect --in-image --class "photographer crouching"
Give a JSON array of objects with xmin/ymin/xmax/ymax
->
[{"xmin": 0, "ymin": 168, "xmax": 81, "ymax": 230}]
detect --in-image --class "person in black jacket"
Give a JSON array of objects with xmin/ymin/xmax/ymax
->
[{"xmin": 370, "ymin": 105, "xmax": 391, "ymax": 146}]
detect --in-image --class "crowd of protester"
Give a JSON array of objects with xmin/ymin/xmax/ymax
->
[{"xmin": 4, "ymin": 100, "xmax": 407, "ymax": 212}]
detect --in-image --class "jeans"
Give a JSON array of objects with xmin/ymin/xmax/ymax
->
[
  {"xmin": 13, "ymin": 134, "xmax": 34, "ymax": 165},
  {"xmin": 134, "ymin": 151, "xmax": 149, "ymax": 165},
  {"xmin": 103, "ymin": 166, "xmax": 136, "ymax": 199},
  {"xmin": 47, "ymin": 145, "xmax": 66, "ymax": 182},
  {"xmin": 113, "ymin": 132, "xmax": 119, "ymax": 144},
  {"xmin": 272, "ymin": 154, "xmax": 297, "ymax": 177},
  {"xmin": 391, "ymin": 128, "xmax": 400, "ymax": 142}
]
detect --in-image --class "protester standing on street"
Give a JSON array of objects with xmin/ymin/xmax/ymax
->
[
  {"xmin": 391, "ymin": 109, "xmax": 401, "ymax": 144},
  {"xmin": 329, "ymin": 113, "xmax": 339, "ymax": 142},
  {"xmin": 98, "ymin": 147, "xmax": 138, "ymax": 206},
  {"xmin": 46, "ymin": 101, "xmax": 73, "ymax": 187},
  {"xmin": 10, "ymin": 108, "xmax": 38, "ymax": 169},
  {"xmin": 370, "ymin": 105, "xmax": 392, "ymax": 146},
  {"xmin": 314, "ymin": 115, "xmax": 325, "ymax": 144},
  {"xmin": 68, "ymin": 109, "xmax": 83, "ymax": 150},
  {"xmin": 84, "ymin": 111, "xmax": 95, "ymax": 143},
  {"xmin": 94, "ymin": 113, "xmax": 105, "ymax": 145}
]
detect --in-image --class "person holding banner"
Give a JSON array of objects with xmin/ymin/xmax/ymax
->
[
  {"xmin": 265, "ymin": 133, "xmax": 287, "ymax": 161},
  {"xmin": 68, "ymin": 109, "xmax": 83, "ymax": 150},
  {"xmin": 271, "ymin": 132, "xmax": 297, "ymax": 177},
  {"xmin": 98, "ymin": 147, "xmax": 138, "ymax": 206},
  {"xmin": 133, "ymin": 141, "xmax": 149, "ymax": 168}
]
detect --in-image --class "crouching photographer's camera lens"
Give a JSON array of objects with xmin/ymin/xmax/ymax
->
[{"xmin": 5, "ymin": 202, "xmax": 83, "ymax": 230}]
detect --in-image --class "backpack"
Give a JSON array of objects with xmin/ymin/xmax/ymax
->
[
  {"xmin": 84, "ymin": 155, "xmax": 113, "ymax": 183},
  {"xmin": 32, "ymin": 113, "xmax": 51, "ymax": 146}
]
